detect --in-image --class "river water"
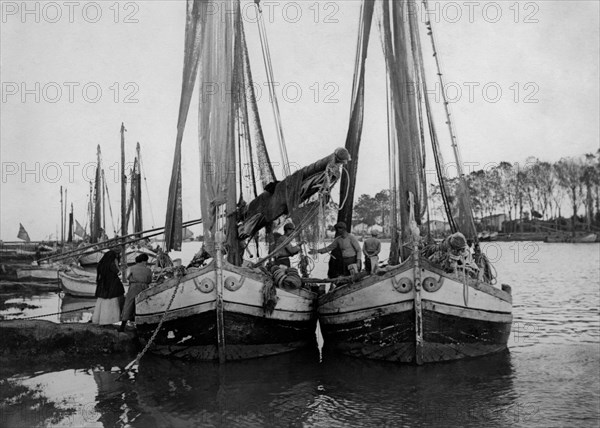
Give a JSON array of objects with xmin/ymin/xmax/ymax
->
[{"xmin": 1, "ymin": 242, "xmax": 599, "ymax": 427}]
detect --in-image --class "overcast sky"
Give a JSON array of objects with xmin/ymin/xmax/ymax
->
[{"xmin": 1, "ymin": 0, "xmax": 599, "ymax": 241}]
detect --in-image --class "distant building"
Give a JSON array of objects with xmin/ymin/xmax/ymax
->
[
  {"xmin": 481, "ymin": 214, "xmax": 507, "ymax": 232},
  {"xmin": 423, "ymin": 220, "xmax": 451, "ymax": 237}
]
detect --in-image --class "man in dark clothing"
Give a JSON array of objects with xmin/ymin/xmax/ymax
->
[
  {"xmin": 363, "ymin": 230, "xmax": 382, "ymax": 274},
  {"xmin": 271, "ymin": 223, "xmax": 301, "ymax": 267}
]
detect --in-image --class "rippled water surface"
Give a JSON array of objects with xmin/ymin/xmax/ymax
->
[{"xmin": 1, "ymin": 242, "xmax": 599, "ymax": 427}]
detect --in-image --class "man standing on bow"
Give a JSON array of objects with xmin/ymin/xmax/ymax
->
[
  {"xmin": 317, "ymin": 222, "xmax": 362, "ymax": 277},
  {"xmin": 363, "ymin": 229, "xmax": 381, "ymax": 274}
]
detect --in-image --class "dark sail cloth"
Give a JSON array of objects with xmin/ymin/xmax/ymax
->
[
  {"xmin": 121, "ymin": 263, "xmax": 152, "ymax": 321},
  {"xmin": 327, "ymin": 247, "xmax": 344, "ymax": 279}
]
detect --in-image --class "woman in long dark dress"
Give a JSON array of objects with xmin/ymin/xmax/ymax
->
[{"xmin": 92, "ymin": 250, "xmax": 125, "ymax": 325}]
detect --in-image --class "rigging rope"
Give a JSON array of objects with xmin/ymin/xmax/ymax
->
[
  {"xmin": 102, "ymin": 170, "xmax": 118, "ymax": 236},
  {"xmin": 138, "ymin": 150, "xmax": 156, "ymax": 229},
  {"xmin": 410, "ymin": 6, "xmax": 457, "ymax": 233},
  {"xmin": 338, "ymin": 167, "xmax": 351, "ymax": 211},
  {"xmin": 254, "ymin": 0, "xmax": 290, "ymax": 177},
  {"xmin": 421, "ymin": 0, "xmax": 477, "ymax": 239}
]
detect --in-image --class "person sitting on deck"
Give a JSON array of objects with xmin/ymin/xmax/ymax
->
[
  {"xmin": 270, "ymin": 223, "xmax": 301, "ymax": 268},
  {"xmin": 119, "ymin": 253, "xmax": 153, "ymax": 332},
  {"xmin": 188, "ymin": 245, "xmax": 211, "ymax": 268},
  {"xmin": 363, "ymin": 230, "xmax": 381, "ymax": 274},
  {"xmin": 427, "ymin": 232, "xmax": 479, "ymax": 277},
  {"xmin": 316, "ymin": 222, "xmax": 362, "ymax": 277},
  {"xmin": 155, "ymin": 247, "xmax": 173, "ymax": 269}
]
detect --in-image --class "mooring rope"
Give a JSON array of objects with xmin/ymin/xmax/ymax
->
[
  {"xmin": 2, "ymin": 306, "xmax": 96, "ymax": 321},
  {"xmin": 118, "ymin": 278, "xmax": 181, "ymax": 379}
]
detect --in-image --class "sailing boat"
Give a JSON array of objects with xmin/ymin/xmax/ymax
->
[
  {"xmin": 60, "ymin": 140, "xmax": 156, "ymax": 297},
  {"xmin": 317, "ymin": 0, "xmax": 512, "ymax": 364},
  {"xmin": 135, "ymin": 0, "xmax": 349, "ymax": 361}
]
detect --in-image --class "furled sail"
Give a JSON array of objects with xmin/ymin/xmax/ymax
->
[
  {"xmin": 198, "ymin": 0, "xmax": 238, "ymax": 260},
  {"xmin": 379, "ymin": 0, "xmax": 426, "ymax": 261},
  {"xmin": 164, "ymin": 0, "xmax": 207, "ymax": 252},
  {"xmin": 241, "ymin": 21, "xmax": 276, "ymax": 190},
  {"xmin": 337, "ymin": 0, "xmax": 375, "ymax": 230}
]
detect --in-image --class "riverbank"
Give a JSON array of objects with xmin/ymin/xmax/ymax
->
[{"xmin": 0, "ymin": 320, "xmax": 138, "ymax": 364}]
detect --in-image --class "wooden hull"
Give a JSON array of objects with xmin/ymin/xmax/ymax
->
[
  {"xmin": 15, "ymin": 265, "xmax": 61, "ymax": 281},
  {"xmin": 577, "ymin": 233, "xmax": 598, "ymax": 243},
  {"xmin": 135, "ymin": 262, "xmax": 317, "ymax": 361},
  {"xmin": 59, "ymin": 270, "xmax": 97, "ymax": 297},
  {"xmin": 318, "ymin": 258, "xmax": 512, "ymax": 364},
  {"xmin": 78, "ymin": 251, "xmax": 106, "ymax": 267}
]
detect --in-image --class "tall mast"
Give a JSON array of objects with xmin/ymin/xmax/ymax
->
[
  {"xmin": 120, "ymin": 123, "xmax": 127, "ymax": 276},
  {"xmin": 135, "ymin": 142, "xmax": 143, "ymax": 235},
  {"xmin": 92, "ymin": 145, "xmax": 102, "ymax": 243},
  {"xmin": 68, "ymin": 203, "xmax": 73, "ymax": 243},
  {"xmin": 88, "ymin": 180, "xmax": 93, "ymax": 240},
  {"xmin": 64, "ymin": 188, "xmax": 68, "ymax": 245},
  {"xmin": 60, "ymin": 186, "xmax": 64, "ymax": 246}
]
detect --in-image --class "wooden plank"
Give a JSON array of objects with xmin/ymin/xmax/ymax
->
[
  {"xmin": 422, "ymin": 300, "xmax": 512, "ymax": 323},
  {"xmin": 420, "ymin": 259, "xmax": 512, "ymax": 304}
]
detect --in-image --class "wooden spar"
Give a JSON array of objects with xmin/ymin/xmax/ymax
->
[
  {"xmin": 60, "ymin": 186, "xmax": 64, "ymax": 246},
  {"xmin": 68, "ymin": 203, "xmax": 73, "ymax": 243},
  {"xmin": 102, "ymin": 170, "xmax": 106, "ymax": 234},
  {"xmin": 135, "ymin": 142, "xmax": 142, "ymax": 234},
  {"xmin": 39, "ymin": 218, "xmax": 203, "ymax": 263},
  {"xmin": 120, "ymin": 123, "xmax": 127, "ymax": 278},
  {"xmin": 64, "ymin": 188, "xmax": 68, "ymax": 245},
  {"xmin": 88, "ymin": 181, "xmax": 93, "ymax": 241},
  {"xmin": 92, "ymin": 145, "xmax": 102, "ymax": 243},
  {"xmin": 215, "ymin": 231, "xmax": 226, "ymax": 363}
]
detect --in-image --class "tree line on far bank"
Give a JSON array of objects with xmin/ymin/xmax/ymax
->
[{"xmin": 352, "ymin": 151, "xmax": 600, "ymax": 233}]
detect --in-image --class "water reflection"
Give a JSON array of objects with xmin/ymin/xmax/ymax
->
[
  {"xmin": 59, "ymin": 294, "xmax": 94, "ymax": 323},
  {"xmin": 314, "ymin": 352, "xmax": 517, "ymax": 427},
  {"xmin": 131, "ymin": 348, "xmax": 321, "ymax": 427},
  {"xmin": 75, "ymin": 350, "xmax": 520, "ymax": 428}
]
